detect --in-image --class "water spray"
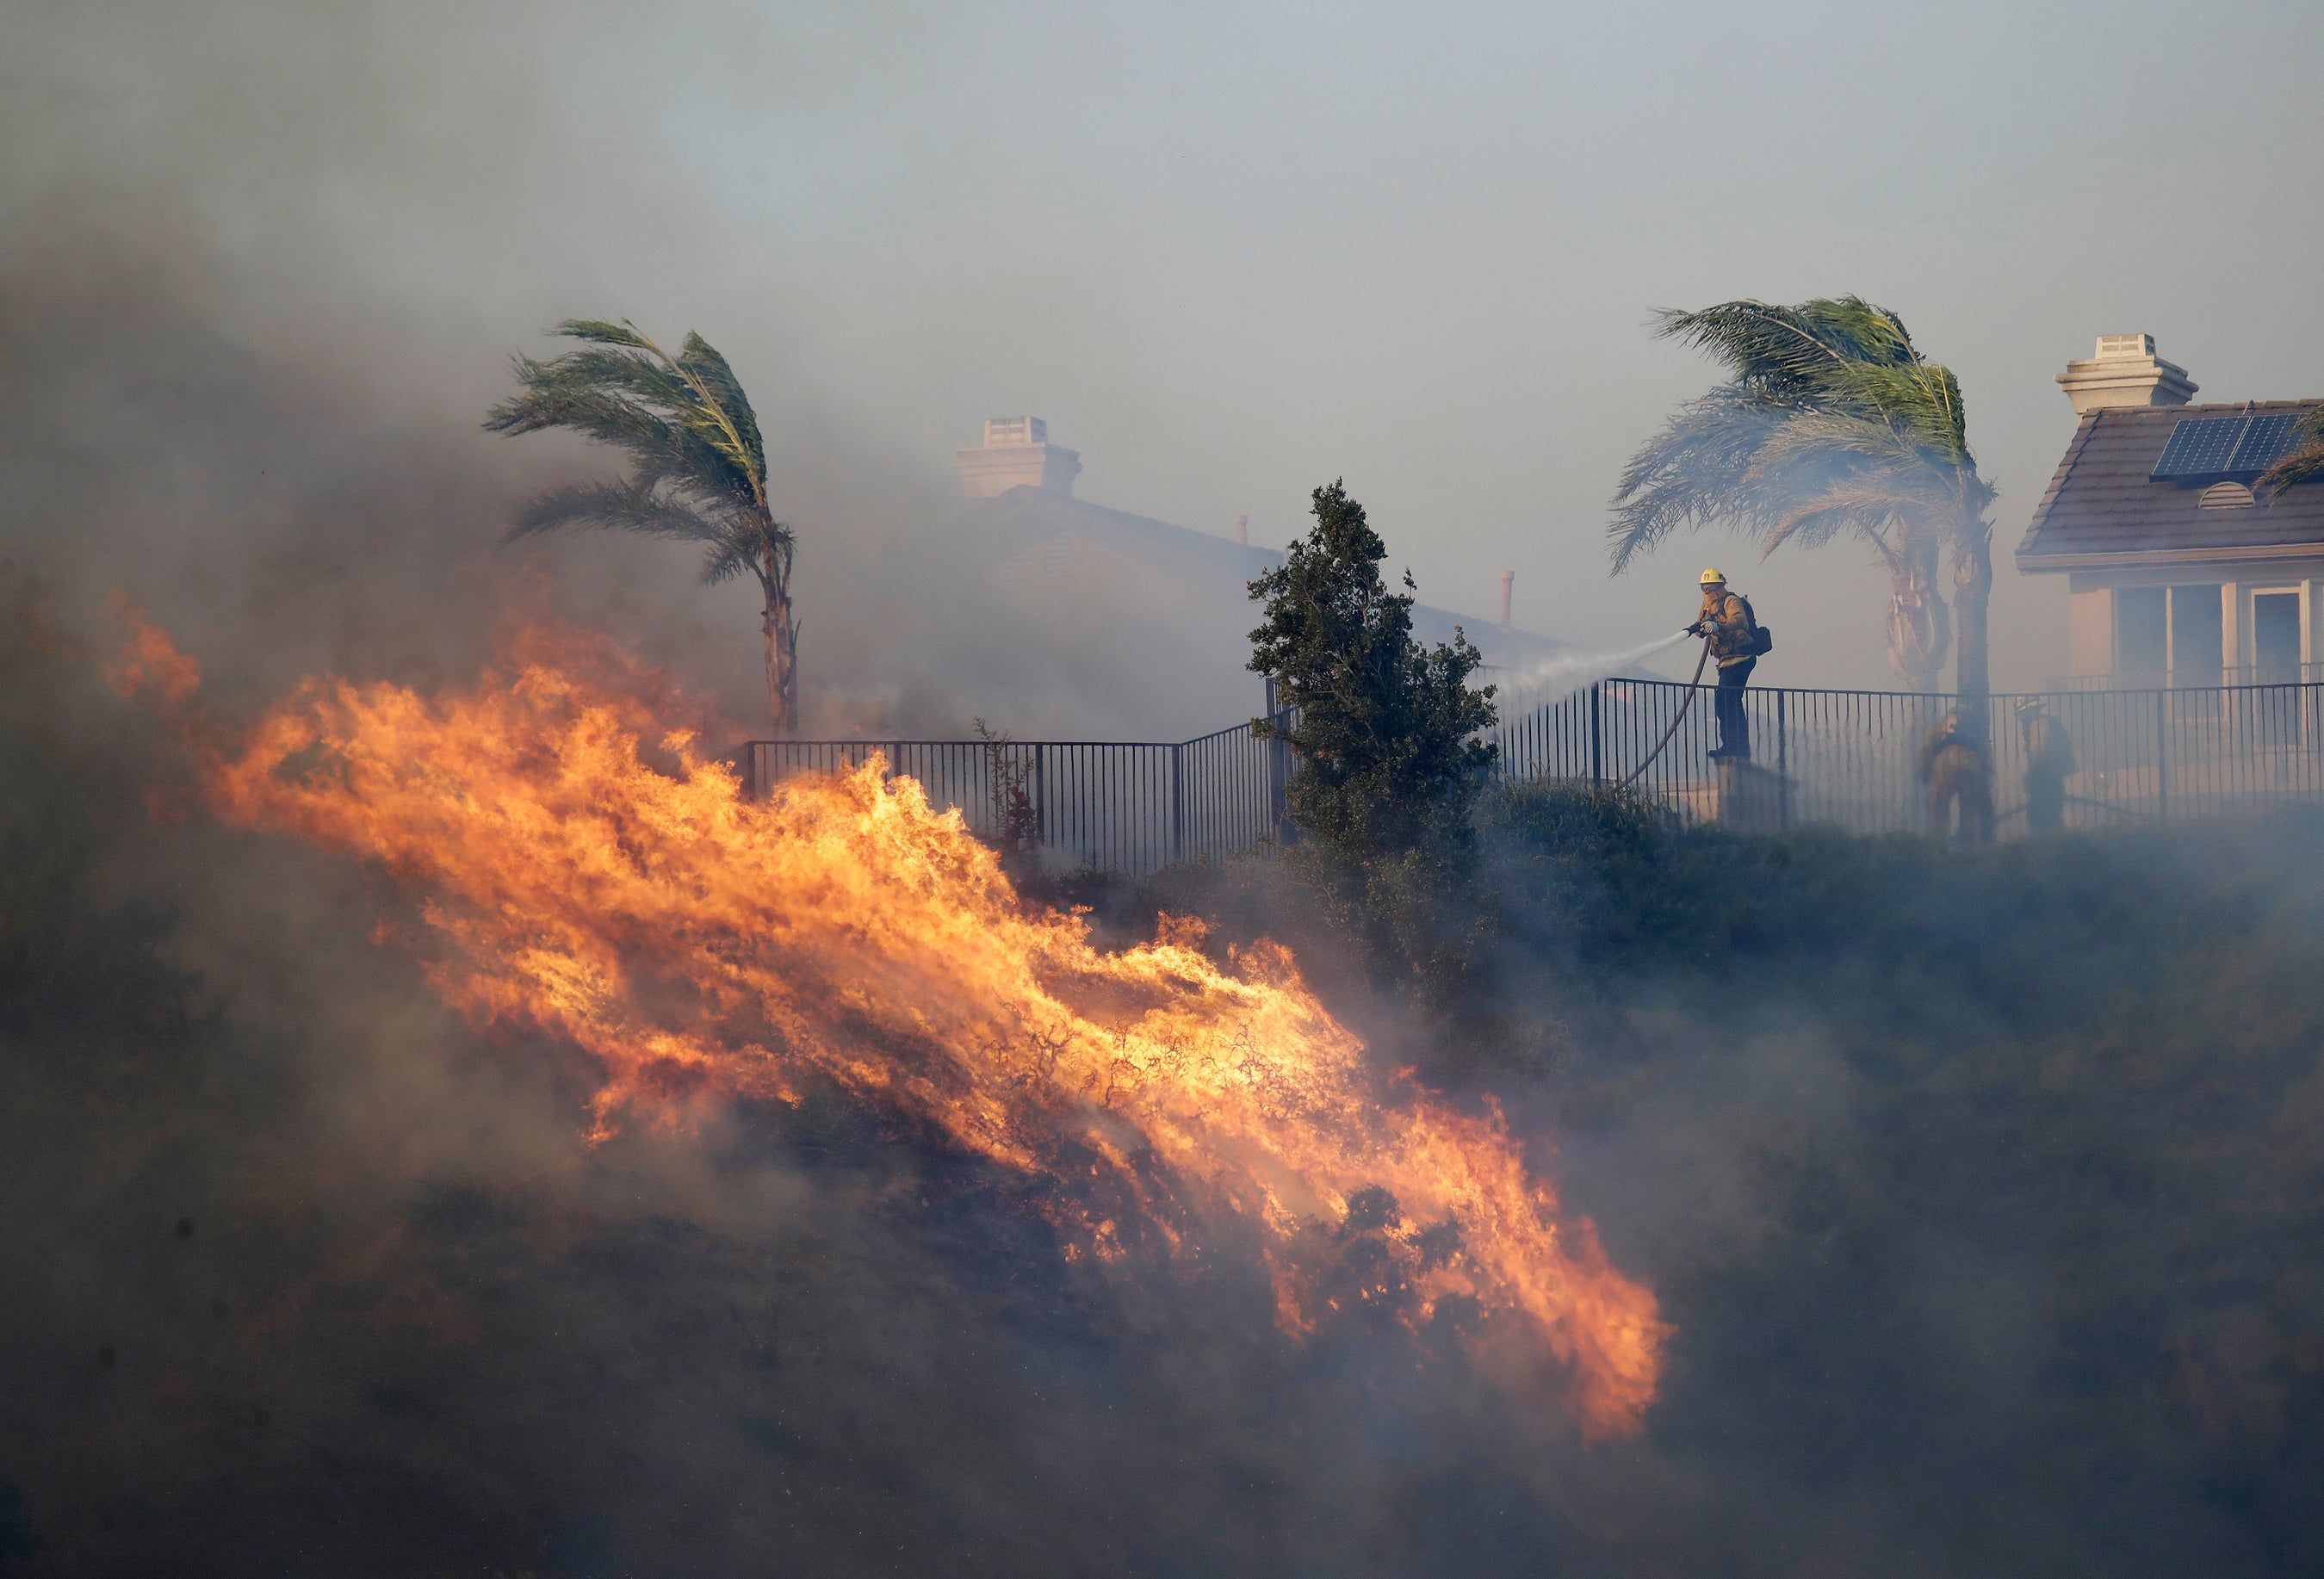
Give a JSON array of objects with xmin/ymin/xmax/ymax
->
[
  {"xmin": 1497, "ymin": 629, "xmax": 1696, "ymax": 710},
  {"xmin": 1495, "ymin": 628, "xmax": 1715, "ymax": 788}
]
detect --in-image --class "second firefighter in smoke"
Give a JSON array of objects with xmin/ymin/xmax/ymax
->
[{"xmin": 1919, "ymin": 709, "xmax": 1993, "ymax": 845}]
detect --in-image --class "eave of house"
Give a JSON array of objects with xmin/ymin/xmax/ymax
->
[{"xmin": 2017, "ymin": 541, "xmax": 2324, "ymax": 573}]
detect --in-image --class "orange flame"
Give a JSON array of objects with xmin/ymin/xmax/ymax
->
[
  {"xmin": 113, "ymin": 614, "xmax": 1668, "ymax": 1435},
  {"xmin": 103, "ymin": 592, "xmax": 202, "ymax": 703}
]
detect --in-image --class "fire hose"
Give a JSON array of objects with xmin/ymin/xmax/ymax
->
[{"xmin": 1616, "ymin": 634, "xmax": 1713, "ymax": 789}]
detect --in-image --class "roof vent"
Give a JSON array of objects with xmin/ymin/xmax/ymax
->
[
  {"xmin": 2058, "ymin": 334, "xmax": 2198, "ymax": 413},
  {"xmin": 2198, "ymin": 481, "xmax": 2257, "ymax": 510},
  {"xmin": 952, "ymin": 417, "xmax": 1083, "ymax": 499}
]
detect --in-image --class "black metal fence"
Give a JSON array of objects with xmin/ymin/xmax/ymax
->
[
  {"xmin": 744, "ymin": 720, "xmax": 1292, "ymax": 875},
  {"xmin": 742, "ymin": 679, "xmax": 2324, "ymax": 871},
  {"xmin": 1492, "ymin": 678, "xmax": 2324, "ymax": 835}
]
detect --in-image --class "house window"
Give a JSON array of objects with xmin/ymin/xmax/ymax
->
[
  {"xmin": 2116, "ymin": 587, "xmax": 2166, "ymax": 678},
  {"xmin": 2254, "ymin": 591, "xmax": 2302, "ymax": 684},
  {"xmin": 2113, "ymin": 585, "xmax": 2223, "ymax": 682},
  {"xmin": 2169, "ymin": 585, "xmax": 2223, "ymax": 684}
]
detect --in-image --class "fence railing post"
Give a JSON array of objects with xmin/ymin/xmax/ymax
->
[
  {"xmin": 1261, "ymin": 683, "xmax": 1292, "ymax": 845},
  {"xmin": 2155, "ymin": 688, "xmax": 2168, "ymax": 820},
  {"xmin": 1776, "ymin": 689, "xmax": 1789, "ymax": 831},
  {"xmin": 1590, "ymin": 683, "xmax": 1602, "ymax": 789},
  {"xmin": 1034, "ymin": 742, "xmax": 1047, "ymax": 847},
  {"xmin": 1273, "ymin": 728, "xmax": 1291, "ymax": 843},
  {"xmin": 1171, "ymin": 742, "xmax": 1184, "ymax": 865}
]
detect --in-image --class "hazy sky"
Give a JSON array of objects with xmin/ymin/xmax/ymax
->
[{"xmin": 12, "ymin": 0, "xmax": 2323, "ymax": 693}]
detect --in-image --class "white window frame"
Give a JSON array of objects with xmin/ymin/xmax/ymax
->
[
  {"xmin": 2241, "ymin": 580, "xmax": 2313, "ymax": 672},
  {"xmin": 2165, "ymin": 582, "xmax": 2227, "ymax": 678}
]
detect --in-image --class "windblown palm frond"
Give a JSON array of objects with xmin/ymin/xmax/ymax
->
[
  {"xmin": 2258, "ymin": 406, "xmax": 2324, "ymax": 498},
  {"xmin": 487, "ymin": 319, "xmax": 800, "ymax": 729},
  {"xmin": 1761, "ymin": 480, "xmax": 1930, "ymax": 557},
  {"xmin": 486, "ymin": 319, "xmax": 778, "ymax": 537},
  {"xmin": 1608, "ymin": 296, "xmax": 1996, "ymax": 696},
  {"xmin": 507, "ymin": 480, "xmax": 728, "ymax": 544}
]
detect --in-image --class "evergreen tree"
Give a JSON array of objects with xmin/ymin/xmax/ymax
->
[{"xmin": 1247, "ymin": 483, "xmax": 1497, "ymax": 1000}]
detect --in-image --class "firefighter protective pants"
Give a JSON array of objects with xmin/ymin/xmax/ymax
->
[
  {"xmin": 1928, "ymin": 759, "xmax": 1992, "ymax": 845},
  {"xmin": 1714, "ymin": 658, "xmax": 1755, "ymax": 759}
]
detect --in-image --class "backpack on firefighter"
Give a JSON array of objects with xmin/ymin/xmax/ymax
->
[{"xmin": 1697, "ymin": 592, "xmax": 1775, "ymax": 659}]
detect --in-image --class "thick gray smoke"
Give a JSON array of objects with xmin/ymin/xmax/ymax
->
[
  {"xmin": 7, "ymin": 8, "xmax": 2324, "ymax": 1577},
  {"xmin": 0, "ymin": 16, "xmax": 1643, "ymax": 1572},
  {"xmin": 1, "ymin": 2, "xmax": 1271, "ymax": 745}
]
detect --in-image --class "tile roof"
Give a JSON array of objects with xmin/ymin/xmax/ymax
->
[{"xmin": 2017, "ymin": 399, "xmax": 2324, "ymax": 569}]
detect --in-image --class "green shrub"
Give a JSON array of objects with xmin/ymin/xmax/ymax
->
[{"xmin": 1244, "ymin": 482, "xmax": 1498, "ymax": 1010}]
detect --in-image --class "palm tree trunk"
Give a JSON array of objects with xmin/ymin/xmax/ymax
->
[
  {"xmin": 1884, "ymin": 543, "xmax": 1950, "ymax": 691},
  {"xmin": 762, "ymin": 553, "xmax": 797, "ymax": 734},
  {"xmin": 1951, "ymin": 520, "xmax": 1992, "ymax": 709}
]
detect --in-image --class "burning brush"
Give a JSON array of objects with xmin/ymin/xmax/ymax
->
[{"xmin": 108, "ymin": 610, "xmax": 1668, "ymax": 1436}]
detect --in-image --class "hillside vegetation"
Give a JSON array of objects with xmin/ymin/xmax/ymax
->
[
  {"xmin": 6, "ymin": 586, "xmax": 2323, "ymax": 1573},
  {"xmin": 1103, "ymin": 782, "xmax": 2324, "ymax": 1575}
]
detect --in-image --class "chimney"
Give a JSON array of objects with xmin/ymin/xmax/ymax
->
[
  {"xmin": 952, "ymin": 417, "xmax": 1083, "ymax": 499},
  {"xmin": 1234, "ymin": 513, "xmax": 1249, "ymax": 546},
  {"xmin": 1498, "ymin": 570, "xmax": 1514, "ymax": 628},
  {"xmin": 2056, "ymin": 334, "xmax": 2198, "ymax": 413}
]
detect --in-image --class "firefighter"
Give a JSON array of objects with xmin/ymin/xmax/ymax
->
[
  {"xmin": 2017, "ymin": 696, "xmax": 2074, "ymax": 834},
  {"xmin": 1688, "ymin": 568, "xmax": 1759, "ymax": 760},
  {"xmin": 1918, "ymin": 709, "xmax": 1993, "ymax": 845}
]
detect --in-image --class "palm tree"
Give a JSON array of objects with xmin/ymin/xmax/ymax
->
[
  {"xmin": 1608, "ymin": 297, "xmax": 1998, "ymax": 700},
  {"xmin": 2258, "ymin": 405, "xmax": 2324, "ymax": 498},
  {"xmin": 486, "ymin": 319, "xmax": 798, "ymax": 731}
]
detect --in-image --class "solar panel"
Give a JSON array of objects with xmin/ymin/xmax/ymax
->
[
  {"xmin": 2151, "ymin": 416, "xmax": 2247, "ymax": 480},
  {"xmin": 2228, "ymin": 412, "xmax": 2303, "ymax": 474}
]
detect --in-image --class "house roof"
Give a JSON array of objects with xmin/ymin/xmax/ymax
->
[
  {"xmin": 964, "ymin": 485, "xmax": 1286, "ymax": 585},
  {"xmin": 956, "ymin": 485, "xmax": 1569, "ymax": 666},
  {"xmin": 2016, "ymin": 399, "xmax": 2324, "ymax": 571}
]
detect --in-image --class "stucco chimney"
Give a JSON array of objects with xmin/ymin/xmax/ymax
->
[
  {"xmin": 952, "ymin": 417, "xmax": 1083, "ymax": 499},
  {"xmin": 2056, "ymin": 334, "xmax": 2197, "ymax": 413}
]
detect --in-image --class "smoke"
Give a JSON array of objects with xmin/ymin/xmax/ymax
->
[
  {"xmin": 1463, "ymin": 784, "xmax": 2324, "ymax": 1577},
  {"xmin": 1495, "ymin": 629, "xmax": 1696, "ymax": 709},
  {"xmin": 23, "ymin": 554, "xmax": 2324, "ymax": 1574},
  {"xmin": 7, "ymin": 6, "xmax": 2324, "ymax": 1576},
  {"xmin": 0, "ymin": 0, "xmax": 1270, "ymax": 746},
  {"xmin": 0, "ymin": 591, "xmax": 1683, "ymax": 1576},
  {"xmin": 1, "ymin": 19, "xmax": 1663, "ymax": 1568},
  {"xmin": 106, "ymin": 608, "xmax": 1664, "ymax": 1439}
]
